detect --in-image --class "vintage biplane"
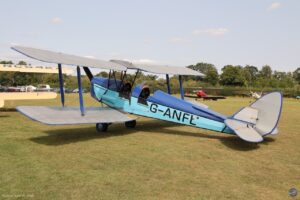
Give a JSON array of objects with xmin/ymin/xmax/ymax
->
[
  {"xmin": 11, "ymin": 46, "xmax": 283, "ymax": 143},
  {"xmin": 250, "ymin": 91, "xmax": 263, "ymax": 99},
  {"xmin": 185, "ymin": 89, "xmax": 226, "ymax": 101}
]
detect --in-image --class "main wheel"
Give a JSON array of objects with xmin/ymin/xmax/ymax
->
[
  {"xmin": 125, "ymin": 120, "xmax": 136, "ymax": 128},
  {"xmin": 96, "ymin": 123, "xmax": 109, "ymax": 132}
]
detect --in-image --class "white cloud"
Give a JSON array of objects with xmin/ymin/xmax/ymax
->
[
  {"xmin": 169, "ymin": 37, "xmax": 189, "ymax": 44},
  {"xmin": 267, "ymin": 2, "xmax": 281, "ymax": 11},
  {"xmin": 193, "ymin": 28, "xmax": 229, "ymax": 36},
  {"xmin": 51, "ymin": 17, "xmax": 63, "ymax": 24}
]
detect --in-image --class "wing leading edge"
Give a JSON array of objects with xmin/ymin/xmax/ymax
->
[
  {"xmin": 110, "ymin": 59, "xmax": 204, "ymax": 76},
  {"xmin": 11, "ymin": 46, "xmax": 126, "ymax": 71}
]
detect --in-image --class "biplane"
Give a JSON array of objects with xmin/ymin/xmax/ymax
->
[
  {"xmin": 185, "ymin": 89, "xmax": 226, "ymax": 101},
  {"xmin": 250, "ymin": 91, "xmax": 263, "ymax": 99},
  {"xmin": 11, "ymin": 46, "xmax": 283, "ymax": 143}
]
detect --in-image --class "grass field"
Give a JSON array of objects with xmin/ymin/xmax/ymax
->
[{"xmin": 0, "ymin": 94, "xmax": 299, "ymax": 200}]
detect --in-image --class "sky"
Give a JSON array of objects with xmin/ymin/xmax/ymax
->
[{"xmin": 0, "ymin": 0, "xmax": 299, "ymax": 72}]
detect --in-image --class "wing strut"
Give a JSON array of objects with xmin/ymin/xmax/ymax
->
[
  {"xmin": 58, "ymin": 63, "xmax": 65, "ymax": 107},
  {"xmin": 179, "ymin": 75, "xmax": 185, "ymax": 100},
  {"xmin": 76, "ymin": 66, "xmax": 85, "ymax": 116},
  {"xmin": 83, "ymin": 66, "xmax": 93, "ymax": 81},
  {"xmin": 166, "ymin": 74, "xmax": 171, "ymax": 94}
]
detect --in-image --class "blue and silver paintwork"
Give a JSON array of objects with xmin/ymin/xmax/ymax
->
[
  {"xmin": 91, "ymin": 77, "xmax": 234, "ymax": 134},
  {"xmin": 10, "ymin": 46, "xmax": 282, "ymax": 143}
]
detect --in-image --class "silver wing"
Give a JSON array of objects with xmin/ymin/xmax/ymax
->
[{"xmin": 17, "ymin": 106, "xmax": 135, "ymax": 125}]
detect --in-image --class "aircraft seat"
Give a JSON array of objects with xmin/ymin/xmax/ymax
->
[
  {"xmin": 119, "ymin": 82, "xmax": 132, "ymax": 99},
  {"xmin": 132, "ymin": 84, "xmax": 150, "ymax": 105}
]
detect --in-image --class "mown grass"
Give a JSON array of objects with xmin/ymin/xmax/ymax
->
[{"xmin": 0, "ymin": 94, "xmax": 299, "ymax": 199}]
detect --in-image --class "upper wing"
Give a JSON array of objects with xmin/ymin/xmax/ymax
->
[
  {"xmin": 12, "ymin": 46, "xmax": 126, "ymax": 71},
  {"xmin": 110, "ymin": 59, "xmax": 203, "ymax": 76},
  {"xmin": 11, "ymin": 46, "xmax": 202, "ymax": 76}
]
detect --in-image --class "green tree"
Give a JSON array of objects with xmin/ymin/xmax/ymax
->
[
  {"xmin": 188, "ymin": 62, "xmax": 219, "ymax": 85},
  {"xmin": 293, "ymin": 67, "xmax": 300, "ymax": 84},
  {"xmin": 0, "ymin": 60, "xmax": 13, "ymax": 64},
  {"xmin": 0, "ymin": 72, "xmax": 15, "ymax": 85},
  {"xmin": 220, "ymin": 65, "xmax": 245, "ymax": 86},
  {"xmin": 243, "ymin": 65, "xmax": 258, "ymax": 86},
  {"xmin": 260, "ymin": 65, "xmax": 272, "ymax": 79},
  {"xmin": 97, "ymin": 71, "xmax": 108, "ymax": 77},
  {"xmin": 273, "ymin": 71, "xmax": 295, "ymax": 88},
  {"xmin": 18, "ymin": 61, "xmax": 27, "ymax": 65}
]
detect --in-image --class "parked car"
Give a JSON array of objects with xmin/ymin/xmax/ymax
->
[
  {"xmin": 19, "ymin": 86, "xmax": 36, "ymax": 92},
  {"xmin": 7, "ymin": 87, "xmax": 21, "ymax": 92},
  {"xmin": 72, "ymin": 88, "xmax": 87, "ymax": 93},
  {"xmin": 25, "ymin": 85, "xmax": 37, "ymax": 92},
  {"xmin": 0, "ymin": 85, "xmax": 6, "ymax": 92},
  {"xmin": 36, "ymin": 84, "xmax": 51, "ymax": 92}
]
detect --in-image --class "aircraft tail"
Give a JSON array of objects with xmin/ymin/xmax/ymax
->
[{"xmin": 225, "ymin": 92, "xmax": 283, "ymax": 142}]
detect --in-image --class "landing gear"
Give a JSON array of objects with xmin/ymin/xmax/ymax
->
[
  {"xmin": 125, "ymin": 120, "xmax": 136, "ymax": 128},
  {"xmin": 96, "ymin": 121, "xmax": 136, "ymax": 132},
  {"xmin": 96, "ymin": 123, "xmax": 109, "ymax": 132}
]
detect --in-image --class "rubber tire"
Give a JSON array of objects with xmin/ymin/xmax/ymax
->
[
  {"xmin": 96, "ymin": 123, "xmax": 109, "ymax": 132},
  {"xmin": 125, "ymin": 120, "xmax": 136, "ymax": 128}
]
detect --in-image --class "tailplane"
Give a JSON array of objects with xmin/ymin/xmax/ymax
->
[{"xmin": 225, "ymin": 92, "xmax": 283, "ymax": 143}]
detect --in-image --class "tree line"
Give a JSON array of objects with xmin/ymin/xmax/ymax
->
[
  {"xmin": 1, "ymin": 60, "xmax": 299, "ymax": 92},
  {"xmin": 0, "ymin": 60, "xmax": 27, "ymax": 65},
  {"xmin": 187, "ymin": 62, "xmax": 300, "ymax": 89}
]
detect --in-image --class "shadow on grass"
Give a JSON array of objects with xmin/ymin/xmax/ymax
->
[
  {"xmin": 30, "ymin": 119, "xmax": 274, "ymax": 151},
  {"xmin": 31, "ymin": 120, "xmax": 176, "ymax": 146},
  {"xmin": 220, "ymin": 135, "xmax": 275, "ymax": 151},
  {"xmin": 220, "ymin": 138, "xmax": 260, "ymax": 151},
  {"xmin": 152, "ymin": 125, "xmax": 265, "ymax": 151},
  {"xmin": 31, "ymin": 126, "xmax": 121, "ymax": 146}
]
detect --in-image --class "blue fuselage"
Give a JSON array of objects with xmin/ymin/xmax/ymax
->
[{"xmin": 91, "ymin": 77, "xmax": 233, "ymax": 134}]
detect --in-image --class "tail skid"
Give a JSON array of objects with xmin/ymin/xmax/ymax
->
[{"xmin": 225, "ymin": 92, "xmax": 283, "ymax": 143}]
